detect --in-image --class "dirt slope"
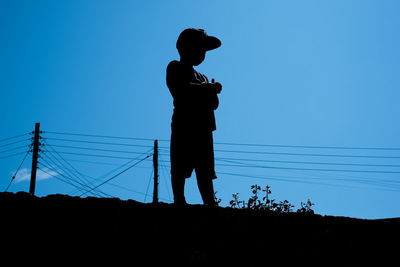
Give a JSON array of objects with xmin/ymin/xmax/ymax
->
[{"xmin": 1, "ymin": 192, "xmax": 398, "ymax": 265}]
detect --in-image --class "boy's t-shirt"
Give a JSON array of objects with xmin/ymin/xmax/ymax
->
[{"xmin": 166, "ymin": 60, "xmax": 218, "ymax": 132}]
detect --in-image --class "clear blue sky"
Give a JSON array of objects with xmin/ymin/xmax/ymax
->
[{"xmin": 1, "ymin": 0, "xmax": 400, "ymax": 219}]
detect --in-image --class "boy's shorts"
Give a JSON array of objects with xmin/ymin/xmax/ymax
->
[{"xmin": 170, "ymin": 129, "xmax": 217, "ymax": 180}]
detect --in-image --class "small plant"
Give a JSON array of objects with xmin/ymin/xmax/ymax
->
[
  {"xmin": 247, "ymin": 185, "xmax": 263, "ymax": 209},
  {"xmin": 229, "ymin": 193, "xmax": 245, "ymax": 209},
  {"xmin": 276, "ymin": 200, "xmax": 295, "ymax": 213},
  {"xmin": 262, "ymin": 185, "xmax": 272, "ymax": 209},
  {"xmin": 297, "ymin": 199, "xmax": 314, "ymax": 214},
  {"xmin": 214, "ymin": 191, "xmax": 222, "ymax": 206},
  {"xmin": 229, "ymin": 184, "xmax": 314, "ymax": 214}
]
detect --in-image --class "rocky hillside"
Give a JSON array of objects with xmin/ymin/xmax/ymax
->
[{"xmin": 1, "ymin": 191, "xmax": 398, "ymax": 265}]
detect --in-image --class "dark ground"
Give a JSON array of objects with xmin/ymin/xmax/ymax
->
[{"xmin": 1, "ymin": 191, "xmax": 398, "ymax": 266}]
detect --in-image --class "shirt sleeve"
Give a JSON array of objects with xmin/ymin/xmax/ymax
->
[{"xmin": 166, "ymin": 60, "xmax": 185, "ymax": 98}]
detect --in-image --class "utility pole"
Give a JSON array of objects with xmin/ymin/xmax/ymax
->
[
  {"xmin": 153, "ymin": 139, "xmax": 158, "ymax": 204},
  {"xmin": 29, "ymin": 122, "xmax": 40, "ymax": 195}
]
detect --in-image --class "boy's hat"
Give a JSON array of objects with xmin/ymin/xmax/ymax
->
[{"xmin": 176, "ymin": 28, "xmax": 221, "ymax": 52}]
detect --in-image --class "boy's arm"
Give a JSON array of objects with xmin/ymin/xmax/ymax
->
[
  {"xmin": 167, "ymin": 61, "xmax": 221, "ymax": 95},
  {"xmin": 167, "ymin": 61, "xmax": 221, "ymax": 111},
  {"xmin": 186, "ymin": 82, "xmax": 220, "ymax": 110},
  {"xmin": 185, "ymin": 81, "xmax": 221, "ymax": 94}
]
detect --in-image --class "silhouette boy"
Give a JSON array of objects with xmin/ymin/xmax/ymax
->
[{"xmin": 166, "ymin": 28, "xmax": 222, "ymax": 205}]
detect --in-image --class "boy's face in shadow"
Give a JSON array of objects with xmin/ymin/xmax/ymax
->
[{"xmin": 181, "ymin": 45, "xmax": 206, "ymax": 66}]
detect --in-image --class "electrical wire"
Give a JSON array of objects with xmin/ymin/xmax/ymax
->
[
  {"xmin": 0, "ymin": 138, "xmax": 30, "ymax": 148},
  {"xmin": 58, "ymin": 146, "xmax": 153, "ymax": 196},
  {"xmin": 215, "ymin": 171, "xmax": 396, "ymax": 191},
  {"xmin": 213, "ymin": 141, "xmax": 400, "ymax": 151},
  {"xmin": 4, "ymin": 147, "xmax": 31, "ymax": 192},
  {"xmin": 39, "ymin": 155, "xmax": 103, "ymax": 196},
  {"xmin": 40, "ymin": 140, "xmax": 112, "ymax": 197},
  {"xmin": 55, "ymin": 158, "xmax": 123, "ymax": 166},
  {"xmin": 36, "ymin": 129, "xmax": 400, "ymax": 195},
  {"xmin": 37, "ymin": 164, "xmax": 110, "ymax": 197},
  {"xmin": 214, "ymin": 161, "xmax": 400, "ymax": 175},
  {"xmin": 41, "ymin": 150, "xmax": 148, "ymax": 160},
  {"xmin": 158, "ymin": 157, "xmax": 400, "ymax": 175},
  {"xmin": 76, "ymin": 148, "xmax": 153, "ymax": 187},
  {"xmin": 214, "ymin": 149, "xmax": 400, "ymax": 159},
  {"xmin": 43, "ymin": 141, "xmax": 101, "ymax": 186},
  {"xmin": 49, "ymin": 144, "xmax": 153, "ymax": 154},
  {"xmin": 0, "ymin": 151, "xmax": 29, "ymax": 160},
  {"xmin": 214, "ymin": 156, "xmax": 400, "ymax": 168},
  {"xmin": 0, "ymin": 145, "xmax": 31, "ymax": 154},
  {"xmin": 44, "ymin": 137, "xmax": 153, "ymax": 148},
  {"xmin": 38, "ymin": 161, "xmax": 110, "ymax": 197},
  {"xmin": 158, "ymin": 153, "xmax": 172, "ymax": 201},
  {"xmin": 79, "ymin": 154, "xmax": 152, "ymax": 196},
  {"xmin": 41, "ymin": 130, "xmax": 400, "ymax": 151},
  {"xmin": 43, "ymin": 131, "xmax": 158, "ymax": 142},
  {"xmin": 144, "ymin": 168, "xmax": 154, "ymax": 203},
  {"xmin": 159, "ymin": 158, "xmax": 400, "ymax": 190},
  {"xmin": 0, "ymin": 132, "xmax": 30, "ymax": 143},
  {"xmin": 41, "ymin": 148, "xmax": 96, "ymax": 191},
  {"xmin": 159, "ymin": 148, "xmax": 400, "ymax": 159}
]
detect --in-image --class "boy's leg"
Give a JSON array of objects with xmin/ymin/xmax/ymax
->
[
  {"xmin": 170, "ymin": 129, "xmax": 188, "ymax": 205},
  {"xmin": 171, "ymin": 174, "xmax": 186, "ymax": 205},
  {"xmin": 195, "ymin": 131, "xmax": 216, "ymax": 205},
  {"xmin": 195, "ymin": 169, "xmax": 216, "ymax": 206}
]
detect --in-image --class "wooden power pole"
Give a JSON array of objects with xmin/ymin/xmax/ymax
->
[
  {"xmin": 29, "ymin": 122, "xmax": 40, "ymax": 195},
  {"xmin": 153, "ymin": 139, "xmax": 158, "ymax": 204}
]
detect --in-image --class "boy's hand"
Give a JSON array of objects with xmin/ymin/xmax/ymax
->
[
  {"xmin": 211, "ymin": 78, "xmax": 222, "ymax": 94},
  {"xmin": 202, "ymin": 80, "xmax": 222, "ymax": 94},
  {"xmin": 214, "ymin": 82, "xmax": 222, "ymax": 94}
]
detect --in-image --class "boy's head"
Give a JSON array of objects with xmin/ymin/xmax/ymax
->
[{"xmin": 176, "ymin": 28, "xmax": 221, "ymax": 66}]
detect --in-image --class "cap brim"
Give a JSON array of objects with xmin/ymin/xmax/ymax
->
[{"xmin": 204, "ymin": 36, "xmax": 221, "ymax": 51}]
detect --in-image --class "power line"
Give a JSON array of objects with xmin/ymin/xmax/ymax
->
[
  {"xmin": 159, "ymin": 159, "xmax": 400, "ymax": 189},
  {"xmin": 159, "ymin": 157, "xmax": 400, "ymax": 175},
  {"xmin": 41, "ymin": 130, "xmax": 400, "ymax": 151},
  {"xmin": 4, "ymin": 147, "xmax": 31, "ymax": 192},
  {"xmin": 38, "ymin": 160, "xmax": 110, "ymax": 197},
  {"xmin": 41, "ymin": 140, "xmax": 111, "ymax": 197},
  {"xmin": 158, "ymin": 147, "xmax": 400, "ymax": 159},
  {"xmin": 213, "ymin": 141, "xmax": 400, "ymax": 151},
  {"xmin": 37, "ymin": 164, "xmax": 110, "ymax": 197},
  {"xmin": 0, "ymin": 144, "xmax": 33, "ymax": 154},
  {"xmin": 217, "ymin": 170, "xmax": 348, "ymax": 187},
  {"xmin": 0, "ymin": 151, "xmax": 29, "ymax": 160},
  {"xmin": 42, "ymin": 143, "xmax": 98, "ymax": 191},
  {"xmin": 43, "ymin": 131, "xmax": 159, "ymax": 142},
  {"xmin": 66, "ymin": 149, "xmax": 152, "ymax": 197},
  {"xmin": 79, "ymin": 154, "xmax": 151, "ymax": 196},
  {"xmin": 213, "ymin": 149, "xmax": 400, "ymax": 159},
  {"xmin": 40, "ymin": 155, "xmax": 105, "ymax": 197},
  {"xmin": 214, "ymin": 156, "xmax": 400, "ymax": 168},
  {"xmin": 216, "ymin": 171, "xmax": 400, "ymax": 191},
  {"xmin": 44, "ymin": 137, "xmax": 153, "ymax": 148},
  {"xmin": 43, "ymin": 141, "xmax": 108, "ymax": 184},
  {"xmin": 32, "ymin": 129, "xmax": 400, "ymax": 195},
  {"xmin": 73, "ymin": 148, "xmax": 153, "ymax": 191},
  {"xmin": 59, "ymin": 158, "xmax": 124, "ymax": 166},
  {"xmin": 104, "ymin": 179, "xmax": 171, "ymax": 202},
  {"xmin": 49, "ymin": 144, "xmax": 153, "ymax": 154},
  {"xmin": 42, "ymin": 150, "xmax": 148, "ymax": 160},
  {"xmin": 0, "ymin": 138, "xmax": 30, "ymax": 148},
  {"xmin": 144, "ymin": 168, "xmax": 154, "ymax": 203},
  {"xmin": 0, "ymin": 132, "xmax": 30, "ymax": 143},
  {"xmin": 214, "ymin": 161, "xmax": 400, "ymax": 175},
  {"xmin": 158, "ymin": 153, "xmax": 172, "ymax": 201}
]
